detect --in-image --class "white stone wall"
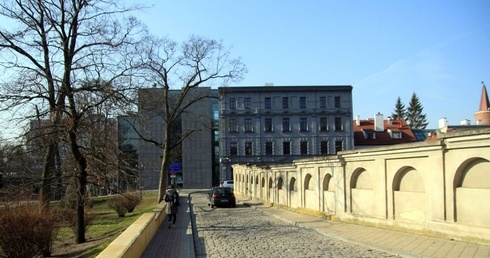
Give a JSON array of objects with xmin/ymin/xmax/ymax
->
[{"xmin": 233, "ymin": 128, "xmax": 490, "ymax": 242}]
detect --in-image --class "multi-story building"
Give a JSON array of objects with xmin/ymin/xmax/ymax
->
[
  {"xmin": 218, "ymin": 85, "xmax": 354, "ymax": 182},
  {"xmin": 117, "ymin": 114, "xmax": 140, "ymax": 191},
  {"xmin": 137, "ymin": 87, "xmax": 218, "ymax": 189}
]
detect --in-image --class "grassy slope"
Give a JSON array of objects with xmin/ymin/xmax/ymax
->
[{"xmin": 52, "ymin": 191, "xmax": 159, "ymax": 257}]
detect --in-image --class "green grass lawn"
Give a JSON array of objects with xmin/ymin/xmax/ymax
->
[{"xmin": 54, "ymin": 191, "xmax": 159, "ymax": 257}]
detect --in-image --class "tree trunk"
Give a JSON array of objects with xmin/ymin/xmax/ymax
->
[
  {"xmin": 40, "ymin": 144, "xmax": 56, "ymax": 207},
  {"xmin": 158, "ymin": 123, "xmax": 171, "ymax": 203},
  {"xmin": 67, "ymin": 130, "xmax": 87, "ymax": 244}
]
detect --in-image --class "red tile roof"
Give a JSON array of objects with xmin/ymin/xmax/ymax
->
[{"xmin": 353, "ymin": 119, "xmax": 417, "ymax": 146}]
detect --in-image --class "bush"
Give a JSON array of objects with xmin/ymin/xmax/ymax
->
[
  {"xmin": 107, "ymin": 196, "xmax": 128, "ymax": 217},
  {"xmin": 107, "ymin": 193, "xmax": 142, "ymax": 217},
  {"xmin": 123, "ymin": 192, "xmax": 142, "ymax": 212},
  {"xmin": 0, "ymin": 201, "xmax": 61, "ymax": 258}
]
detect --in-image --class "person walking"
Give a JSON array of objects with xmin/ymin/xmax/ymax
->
[{"xmin": 164, "ymin": 184, "xmax": 180, "ymax": 229}]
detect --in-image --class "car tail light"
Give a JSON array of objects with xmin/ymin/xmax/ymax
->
[
  {"xmin": 212, "ymin": 194, "xmax": 217, "ymax": 198},
  {"xmin": 231, "ymin": 193, "xmax": 235, "ymax": 198}
]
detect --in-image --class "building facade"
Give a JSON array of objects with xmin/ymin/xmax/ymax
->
[
  {"xmin": 117, "ymin": 114, "xmax": 141, "ymax": 191},
  {"xmin": 218, "ymin": 85, "xmax": 354, "ymax": 182},
  {"xmin": 136, "ymin": 87, "xmax": 217, "ymax": 189}
]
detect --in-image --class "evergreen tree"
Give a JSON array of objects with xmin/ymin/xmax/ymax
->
[
  {"xmin": 390, "ymin": 96, "xmax": 406, "ymax": 120},
  {"xmin": 406, "ymin": 92, "xmax": 428, "ymax": 129}
]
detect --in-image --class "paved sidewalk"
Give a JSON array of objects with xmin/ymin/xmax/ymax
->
[
  {"xmin": 141, "ymin": 190, "xmax": 196, "ymax": 258},
  {"xmin": 243, "ymin": 199, "xmax": 490, "ymax": 258}
]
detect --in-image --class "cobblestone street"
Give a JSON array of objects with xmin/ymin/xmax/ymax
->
[{"xmin": 192, "ymin": 193, "xmax": 397, "ymax": 258}]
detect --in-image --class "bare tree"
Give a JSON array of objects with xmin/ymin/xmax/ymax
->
[
  {"xmin": 0, "ymin": 0, "xmax": 145, "ymax": 243},
  {"xmin": 136, "ymin": 35, "xmax": 246, "ymax": 202}
]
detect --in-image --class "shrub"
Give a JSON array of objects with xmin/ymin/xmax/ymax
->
[
  {"xmin": 123, "ymin": 192, "xmax": 142, "ymax": 212},
  {"xmin": 107, "ymin": 193, "xmax": 142, "ymax": 217},
  {"xmin": 107, "ymin": 196, "xmax": 128, "ymax": 217},
  {"xmin": 0, "ymin": 201, "xmax": 61, "ymax": 258}
]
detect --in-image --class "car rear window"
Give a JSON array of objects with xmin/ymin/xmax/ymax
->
[{"xmin": 214, "ymin": 188, "xmax": 233, "ymax": 194}]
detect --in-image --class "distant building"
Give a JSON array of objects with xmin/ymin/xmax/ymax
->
[
  {"xmin": 218, "ymin": 85, "xmax": 354, "ymax": 182},
  {"xmin": 475, "ymin": 82, "xmax": 490, "ymax": 125},
  {"xmin": 117, "ymin": 114, "xmax": 140, "ymax": 191},
  {"xmin": 435, "ymin": 83, "xmax": 490, "ymax": 135},
  {"xmin": 137, "ymin": 87, "xmax": 217, "ymax": 189},
  {"xmin": 353, "ymin": 113, "xmax": 418, "ymax": 149}
]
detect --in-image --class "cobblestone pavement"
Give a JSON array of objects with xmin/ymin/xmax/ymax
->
[{"xmin": 191, "ymin": 193, "xmax": 398, "ymax": 258}]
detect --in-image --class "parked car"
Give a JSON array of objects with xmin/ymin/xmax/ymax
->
[
  {"xmin": 222, "ymin": 180, "xmax": 234, "ymax": 189},
  {"xmin": 207, "ymin": 187, "xmax": 236, "ymax": 208}
]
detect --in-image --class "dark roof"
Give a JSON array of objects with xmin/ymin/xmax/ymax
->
[{"xmin": 218, "ymin": 85, "xmax": 352, "ymax": 93}]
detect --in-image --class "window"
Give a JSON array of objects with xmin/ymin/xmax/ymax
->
[
  {"xmin": 320, "ymin": 96, "xmax": 326, "ymax": 108},
  {"xmin": 230, "ymin": 142, "xmax": 237, "ymax": 156},
  {"xmin": 320, "ymin": 141, "xmax": 328, "ymax": 154},
  {"xmin": 244, "ymin": 97, "xmax": 251, "ymax": 109},
  {"xmin": 391, "ymin": 131, "xmax": 402, "ymax": 139},
  {"xmin": 300, "ymin": 141, "xmax": 308, "ymax": 155},
  {"xmin": 245, "ymin": 142, "xmax": 252, "ymax": 155},
  {"xmin": 282, "ymin": 118, "xmax": 290, "ymax": 132},
  {"xmin": 335, "ymin": 140, "xmax": 342, "ymax": 153},
  {"xmin": 265, "ymin": 142, "xmax": 273, "ymax": 155},
  {"xmin": 300, "ymin": 118, "xmax": 308, "ymax": 132},
  {"xmin": 282, "ymin": 97, "xmax": 289, "ymax": 108},
  {"xmin": 300, "ymin": 97, "xmax": 306, "ymax": 108},
  {"xmin": 320, "ymin": 117, "xmax": 328, "ymax": 131},
  {"xmin": 230, "ymin": 119, "xmax": 238, "ymax": 132},
  {"xmin": 230, "ymin": 98, "xmax": 236, "ymax": 109},
  {"xmin": 334, "ymin": 117, "xmax": 342, "ymax": 131},
  {"xmin": 264, "ymin": 118, "xmax": 273, "ymax": 132},
  {"xmin": 244, "ymin": 118, "xmax": 253, "ymax": 132},
  {"xmin": 265, "ymin": 97, "xmax": 271, "ymax": 109},
  {"xmin": 334, "ymin": 96, "xmax": 341, "ymax": 108},
  {"xmin": 366, "ymin": 132, "xmax": 375, "ymax": 139},
  {"xmin": 283, "ymin": 141, "xmax": 290, "ymax": 155}
]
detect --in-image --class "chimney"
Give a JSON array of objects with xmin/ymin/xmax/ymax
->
[
  {"xmin": 439, "ymin": 117, "xmax": 448, "ymax": 129},
  {"xmin": 356, "ymin": 115, "xmax": 360, "ymax": 126},
  {"xmin": 374, "ymin": 113, "xmax": 384, "ymax": 132},
  {"xmin": 460, "ymin": 119, "xmax": 471, "ymax": 126}
]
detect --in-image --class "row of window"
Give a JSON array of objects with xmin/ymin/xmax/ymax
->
[
  {"xmin": 363, "ymin": 130, "xmax": 403, "ymax": 140},
  {"xmin": 229, "ymin": 140, "xmax": 343, "ymax": 156},
  {"xmin": 229, "ymin": 96, "xmax": 342, "ymax": 110},
  {"xmin": 228, "ymin": 117, "xmax": 344, "ymax": 133}
]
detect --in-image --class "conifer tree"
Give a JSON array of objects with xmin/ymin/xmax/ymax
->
[
  {"xmin": 390, "ymin": 96, "xmax": 406, "ymax": 120},
  {"xmin": 406, "ymin": 92, "xmax": 428, "ymax": 129}
]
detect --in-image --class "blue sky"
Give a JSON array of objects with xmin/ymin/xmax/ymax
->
[{"xmin": 131, "ymin": 0, "xmax": 490, "ymax": 128}]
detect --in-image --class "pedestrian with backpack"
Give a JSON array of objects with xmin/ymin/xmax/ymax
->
[{"xmin": 164, "ymin": 184, "xmax": 180, "ymax": 229}]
